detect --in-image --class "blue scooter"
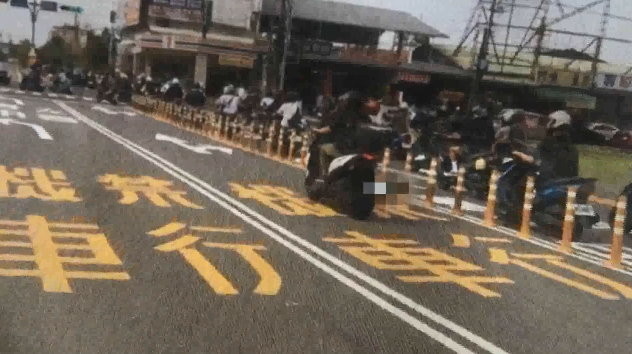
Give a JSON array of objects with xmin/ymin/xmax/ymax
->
[{"xmin": 496, "ymin": 159, "xmax": 599, "ymax": 239}]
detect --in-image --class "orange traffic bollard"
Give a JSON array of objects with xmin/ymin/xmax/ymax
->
[
  {"xmin": 277, "ymin": 127, "xmax": 286, "ymax": 157},
  {"xmin": 518, "ymin": 176, "xmax": 536, "ymax": 239},
  {"xmin": 451, "ymin": 167, "xmax": 466, "ymax": 216},
  {"xmin": 287, "ymin": 130, "xmax": 298, "ymax": 162},
  {"xmin": 266, "ymin": 123, "xmax": 276, "ymax": 156},
  {"xmin": 404, "ymin": 151, "xmax": 413, "ymax": 172},
  {"xmin": 559, "ymin": 186, "xmax": 578, "ymax": 254},
  {"xmin": 424, "ymin": 158, "xmax": 439, "ymax": 209},
  {"xmin": 381, "ymin": 148, "xmax": 391, "ymax": 173},
  {"xmin": 606, "ymin": 196, "xmax": 628, "ymax": 269},
  {"xmin": 300, "ymin": 134, "xmax": 309, "ymax": 167},
  {"xmin": 482, "ymin": 170, "xmax": 500, "ymax": 227}
]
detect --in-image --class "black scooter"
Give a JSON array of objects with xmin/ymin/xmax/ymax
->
[{"xmin": 305, "ymin": 126, "xmax": 393, "ymax": 220}]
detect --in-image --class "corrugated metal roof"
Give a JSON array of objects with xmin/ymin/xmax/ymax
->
[{"xmin": 261, "ymin": 0, "xmax": 447, "ymax": 38}]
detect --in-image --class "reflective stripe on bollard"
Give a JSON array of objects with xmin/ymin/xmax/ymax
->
[
  {"xmin": 424, "ymin": 158, "xmax": 439, "ymax": 209},
  {"xmin": 518, "ymin": 176, "xmax": 536, "ymax": 239},
  {"xmin": 559, "ymin": 187, "xmax": 578, "ymax": 254},
  {"xmin": 482, "ymin": 170, "xmax": 500, "ymax": 227},
  {"xmin": 451, "ymin": 167, "xmax": 466, "ymax": 216}
]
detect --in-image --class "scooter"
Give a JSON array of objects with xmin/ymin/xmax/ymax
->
[
  {"xmin": 97, "ymin": 88, "xmax": 118, "ymax": 105},
  {"xmin": 496, "ymin": 160, "xmax": 600, "ymax": 239},
  {"xmin": 305, "ymin": 126, "xmax": 393, "ymax": 220},
  {"xmin": 610, "ymin": 183, "xmax": 632, "ymax": 235}
]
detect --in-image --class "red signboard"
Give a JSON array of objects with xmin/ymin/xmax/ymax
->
[{"xmin": 397, "ymin": 72, "xmax": 431, "ymax": 84}]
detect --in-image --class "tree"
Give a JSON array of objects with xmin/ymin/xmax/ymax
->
[
  {"xmin": 9, "ymin": 40, "xmax": 32, "ymax": 68},
  {"xmin": 38, "ymin": 36, "xmax": 76, "ymax": 70}
]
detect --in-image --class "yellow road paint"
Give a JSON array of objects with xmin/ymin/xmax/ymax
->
[
  {"xmin": 451, "ymin": 234, "xmax": 471, "ymax": 248},
  {"xmin": 488, "ymin": 248, "xmax": 510, "ymax": 265},
  {"xmin": 0, "ymin": 165, "xmax": 81, "ymax": 202},
  {"xmin": 230, "ymin": 183, "xmax": 338, "ymax": 217},
  {"xmin": 99, "ymin": 174, "xmax": 203, "ymax": 209},
  {"xmin": 148, "ymin": 222, "xmax": 188, "ymax": 237},
  {"xmin": 488, "ymin": 249, "xmax": 626, "ymax": 300},
  {"xmin": 510, "ymin": 259, "xmax": 618, "ymax": 300},
  {"xmin": 149, "ymin": 221, "xmax": 281, "ymax": 296},
  {"xmin": 325, "ymin": 231, "xmax": 512, "ymax": 297},
  {"xmin": 0, "ymin": 215, "xmax": 129, "ymax": 293},
  {"xmin": 548, "ymin": 260, "xmax": 632, "ymax": 299},
  {"xmin": 204, "ymin": 243, "xmax": 281, "ymax": 295},
  {"xmin": 191, "ymin": 226, "xmax": 243, "ymax": 234},
  {"xmin": 374, "ymin": 205, "xmax": 448, "ymax": 222},
  {"xmin": 474, "ymin": 237, "xmax": 512, "ymax": 244}
]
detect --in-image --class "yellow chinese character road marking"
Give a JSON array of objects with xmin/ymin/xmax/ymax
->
[
  {"xmin": 374, "ymin": 205, "xmax": 448, "ymax": 221},
  {"xmin": 99, "ymin": 174, "xmax": 202, "ymax": 209},
  {"xmin": 324, "ymin": 231, "xmax": 512, "ymax": 297},
  {"xmin": 0, "ymin": 165, "xmax": 80, "ymax": 202},
  {"xmin": 230, "ymin": 183, "xmax": 338, "ymax": 217},
  {"xmin": 489, "ymin": 249, "xmax": 632, "ymax": 300},
  {"xmin": 451, "ymin": 234, "xmax": 471, "ymax": 248},
  {"xmin": 149, "ymin": 222, "xmax": 281, "ymax": 295},
  {"xmin": 0, "ymin": 215, "xmax": 129, "ymax": 293}
]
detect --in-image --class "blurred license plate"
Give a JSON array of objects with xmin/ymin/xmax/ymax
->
[{"xmin": 574, "ymin": 204, "xmax": 596, "ymax": 216}]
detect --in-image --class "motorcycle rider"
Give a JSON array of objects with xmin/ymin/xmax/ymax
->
[
  {"xmin": 184, "ymin": 82, "xmax": 207, "ymax": 108},
  {"xmin": 512, "ymin": 110, "xmax": 579, "ymax": 185},
  {"xmin": 163, "ymin": 78, "xmax": 184, "ymax": 103},
  {"xmin": 275, "ymin": 91, "xmax": 302, "ymax": 129},
  {"xmin": 312, "ymin": 91, "xmax": 367, "ymax": 178}
]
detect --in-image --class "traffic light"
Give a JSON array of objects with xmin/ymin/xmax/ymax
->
[
  {"xmin": 9, "ymin": 0, "xmax": 29, "ymax": 8},
  {"xmin": 40, "ymin": 1, "xmax": 58, "ymax": 11},
  {"xmin": 60, "ymin": 4, "xmax": 83, "ymax": 13}
]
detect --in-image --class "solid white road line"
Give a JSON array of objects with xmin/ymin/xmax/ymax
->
[{"xmin": 56, "ymin": 100, "xmax": 507, "ymax": 354}]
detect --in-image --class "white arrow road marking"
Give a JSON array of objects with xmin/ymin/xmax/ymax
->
[
  {"xmin": 92, "ymin": 105, "xmax": 137, "ymax": 116},
  {"xmin": 38, "ymin": 113, "xmax": 78, "ymax": 124},
  {"xmin": 0, "ymin": 110, "xmax": 26, "ymax": 119},
  {"xmin": 0, "ymin": 118, "xmax": 53, "ymax": 140},
  {"xmin": 155, "ymin": 133, "xmax": 233, "ymax": 155},
  {"xmin": 0, "ymin": 103, "xmax": 19, "ymax": 110},
  {"xmin": 35, "ymin": 108, "xmax": 78, "ymax": 123},
  {"xmin": 32, "ymin": 92, "xmax": 42, "ymax": 96},
  {"xmin": 0, "ymin": 96, "xmax": 24, "ymax": 106}
]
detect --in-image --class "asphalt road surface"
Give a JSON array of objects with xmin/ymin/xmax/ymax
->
[{"xmin": 1, "ymin": 91, "xmax": 631, "ymax": 354}]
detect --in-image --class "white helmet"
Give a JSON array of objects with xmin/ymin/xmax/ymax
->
[{"xmin": 547, "ymin": 110, "xmax": 571, "ymax": 129}]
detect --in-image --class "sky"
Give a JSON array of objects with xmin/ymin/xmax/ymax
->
[{"xmin": 0, "ymin": 0, "xmax": 631, "ymax": 65}]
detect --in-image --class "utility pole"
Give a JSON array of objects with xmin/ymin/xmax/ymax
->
[
  {"xmin": 29, "ymin": 0, "xmax": 41, "ymax": 48},
  {"xmin": 108, "ymin": 9, "xmax": 116, "ymax": 70},
  {"xmin": 278, "ymin": 0, "xmax": 292, "ymax": 92},
  {"xmin": 467, "ymin": 0, "xmax": 498, "ymax": 113}
]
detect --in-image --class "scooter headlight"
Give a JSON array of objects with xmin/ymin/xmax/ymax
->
[{"xmin": 475, "ymin": 158, "xmax": 487, "ymax": 171}]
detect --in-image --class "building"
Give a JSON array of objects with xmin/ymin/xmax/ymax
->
[
  {"xmin": 49, "ymin": 25, "xmax": 89, "ymax": 56},
  {"xmin": 258, "ymin": 0, "xmax": 455, "ymax": 107},
  {"xmin": 118, "ymin": 0, "xmax": 268, "ymax": 95}
]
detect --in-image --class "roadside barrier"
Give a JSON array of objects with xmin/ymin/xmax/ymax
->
[
  {"xmin": 277, "ymin": 126, "xmax": 286, "ymax": 158},
  {"xmin": 607, "ymin": 196, "xmax": 627, "ymax": 269},
  {"xmin": 134, "ymin": 97, "xmax": 626, "ymax": 259},
  {"xmin": 559, "ymin": 186, "xmax": 578, "ymax": 253},
  {"xmin": 404, "ymin": 152, "xmax": 413, "ymax": 172},
  {"xmin": 424, "ymin": 158, "xmax": 438, "ymax": 208},
  {"xmin": 451, "ymin": 167, "xmax": 466, "ymax": 216},
  {"xmin": 518, "ymin": 176, "xmax": 536, "ymax": 239},
  {"xmin": 482, "ymin": 170, "xmax": 500, "ymax": 227}
]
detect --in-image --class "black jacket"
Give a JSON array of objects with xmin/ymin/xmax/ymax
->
[{"xmin": 536, "ymin": 134, "xmax": 579, "ymax": 184}]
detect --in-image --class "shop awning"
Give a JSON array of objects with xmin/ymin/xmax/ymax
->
[
  {"xmin": 261, "ymin": 0, "xmax": 447, "ymax": 38},
  {"xmin": 535, "ymin": 87, "xmax": 597, "ymax": 110}
]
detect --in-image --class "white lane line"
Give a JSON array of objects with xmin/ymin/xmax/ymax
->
[
  {"xmin": 418, "ymin": 201, "xmax": 632, "ymax": 276},
  {"xmin": 48, "ymin": 93, "xmax": 59, "ymax": 98},
  {"xmin": 570, "ymin": 244, "xmax": 632, "ymax": 267},
  {"xmin": 82, "ymin": 97, "xmax": 94, "ymax": 101},
  {"xmin": 56, "ymin": 100, "xmax": 507, "ymax": 354}
]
